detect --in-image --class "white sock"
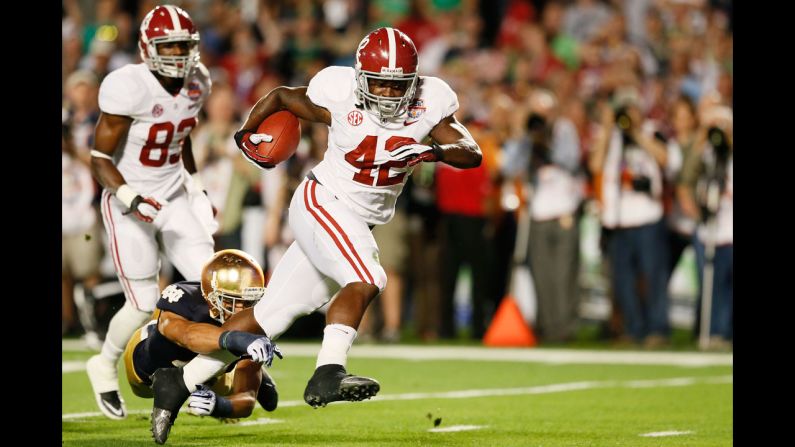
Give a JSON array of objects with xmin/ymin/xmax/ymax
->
[
  {"xmin": 182, "ymin": 350, "xmax": 238, "ymax": 392},
  {"xmin": 316, "ymin": 324, "xmax": 357, "ymax": 369},
  {"xmin": 100, "ymin": 302, "xmax": 151, "ymax": 364}
]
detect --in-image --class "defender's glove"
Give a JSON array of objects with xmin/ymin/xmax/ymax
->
[
  {"xmin": 116, "ymin": 184, "xmax": 162, "ymax": 223},
  {"xmin": 219, "ymin": 331, "xmax": 283, "ymax": 367},
  {"xmin": 187, "ymin": 386, "xmax": 217, "ymax": 416},
  {"xmin": 188, "ymin": 385, "xmax": 234, "ymax": 418}
]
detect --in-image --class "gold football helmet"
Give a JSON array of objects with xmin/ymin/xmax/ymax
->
[{"xmin": 200, "ymin": 249, "xmax": 266, "ymax": 323}]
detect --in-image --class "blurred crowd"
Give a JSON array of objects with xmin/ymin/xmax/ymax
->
[{"xmin": 62, "ymin": 0, "xmax": 733, "ymax": 350}]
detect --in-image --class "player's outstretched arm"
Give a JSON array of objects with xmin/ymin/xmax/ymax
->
[
  {"xmin": 158, "ymin": 311, "xmax": 228, "ymax": 354},
  {"xmin": 429, "ymin": 115, "xmax": 482, "ymax": 169},
  {"xmin": 158, "ymin": 311, "xmax": 280, "ymax": 364}
]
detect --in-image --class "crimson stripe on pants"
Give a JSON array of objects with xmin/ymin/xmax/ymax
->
[
  {"xmin": 103, "ymin": 192, "xmax": 141, "ymax": 309},
  {"xmin": 309, "ymin": 180, "xmax": 375, "ymax": 284},
  {"xmin": 302, "ymin": 180, "xmax": 368, "ymax": 283}
]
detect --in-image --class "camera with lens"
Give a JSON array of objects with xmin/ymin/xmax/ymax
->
[
  {"xmin": 526, "ymin": 113, "xmax": 552, "ymax": 167},
  {"xmin": 695, "ymin": 126, "xmax": 731, "ymax": 221},
  {"xmin": 614, "ymin": 106, "xmax": 635, "ymax": 146},
  {"xmin": 631, "ymin": 176, "xmax": 652, "ymax": 194},
  {"xmin": 526, "ymin": 113, "xmax": 547, "ymax": 132},
  {"xmin": 707, "ymin": 126, "xmax": 730, "ymax": 163}
]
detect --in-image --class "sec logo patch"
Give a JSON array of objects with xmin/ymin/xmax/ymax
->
[
  {"xmin": 347, "ymin": 110, "xmax": 363, "ymax": 126},
  {"xmin": 152, "ymin": 104, "xmax": 163, "ymax": 118}
]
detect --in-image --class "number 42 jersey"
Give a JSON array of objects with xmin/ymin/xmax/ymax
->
[
  {"xmin": 98, "ymin": 62, "xmax": 211, "ymax": 200},
  {"xmin": 307, "ymin": 66, "xmax": 459, "ymax": 225}
]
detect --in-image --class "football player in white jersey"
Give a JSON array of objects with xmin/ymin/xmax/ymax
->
[
  {"xmin": 85, "ymin": 5, "xmax": 218, "ymax": 420},
  {"xmin": 149, "ymin": 27, "xmax": 481, "ymax": 441}
]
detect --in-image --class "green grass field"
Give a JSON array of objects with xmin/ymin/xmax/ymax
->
[{"xmin": 63, "ymin": 342, "xmax": 732, "ymax": 446}]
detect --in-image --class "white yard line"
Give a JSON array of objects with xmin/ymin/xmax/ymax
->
[
  {"xmin": 640, "ymin": 430, "xmax": 694, "ymax": 437},
  {"xmin": 63, "ymin": 375, "xmax": 732, "ymax": 421},
  {"xmin": 63, "ymin": 360, "xmax": 86, "ymax": 373},
  {"xmin": 62, "ymin": 340, "xmax": 732, "ymax": 367},
  {"xmin": 429, "ymin": 425, "xmax": 487, "ymax": 433},
  {"xmin": 236, "ymin": 418, "xmax": 284, "ymax": 426}
]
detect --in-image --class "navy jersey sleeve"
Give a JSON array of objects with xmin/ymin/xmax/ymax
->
[{"xmin": 156, "ymin": 281, "xmax": 214, "ymax": 323}]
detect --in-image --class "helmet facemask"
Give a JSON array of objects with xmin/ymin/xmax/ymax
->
[
  {"xmin": 355, "ymin": 69, "xmax": 418, "ymax": 121},
  {"xmin": 142, "ymin": 33, "xmax": 200, "ymax": 78},
  {"xmin": 207, "ymin": 279, "xmax": 265, "ymax": 324}
]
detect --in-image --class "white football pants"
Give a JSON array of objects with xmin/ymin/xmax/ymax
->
[{"xmin": 253, "ymin": 177, "xmax": 387, "ymax": 337}]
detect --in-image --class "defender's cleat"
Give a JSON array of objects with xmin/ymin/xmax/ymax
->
[
  {"xmin": 151, "ymin": 408, "xmax": 175, "ymax": 445},
  {"xmin": 150, "ymin": 367, "xmax": 190, "ymax": 444},
  {"xmin": 303, "ymin": 364, "xmax": 380, "ymax": 408},
  {"xmin": 257, "ymin": 366, "xmax": 279, "ymax": 412},
  {"xmin": 86, "ymin": 355, "xmax": 127, "ymax": 420}
]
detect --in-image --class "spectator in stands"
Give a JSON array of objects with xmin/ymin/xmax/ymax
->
[
  {"xmin": 588, "ymin": 90, "xmax": 673, "ymax": 348},
  {"xmin": 192, "ymin": 84, "xmax": 256, "ymax": 250},
  {"xmin": 64, "ymin": 70, "xmax": 101, "ymax": 165},
  {"xmin": 677, "ymin": 104, "xmax": 732, "ymax": 350},
  {"xmin": 502, "ymin": 89, "xmax": 583, "ymax": 343},
  {"xmin": 663, "ymin": 96, "xmax": 700, "ymax": 280},
  {"xmin": 62, "ymin": 123, "xmax": 103, "ymax": 341}
]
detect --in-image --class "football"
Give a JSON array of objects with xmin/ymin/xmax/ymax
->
[{"xmin": 251, "ymin": 110, "xmax": 301, "ymax": 168}]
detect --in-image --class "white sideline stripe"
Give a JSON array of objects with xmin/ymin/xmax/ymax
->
[
  {"xmin": 62, "ymin": 375, "xmax": 731, "ymax": 421},
  {"xmin": 640, "ymin": 430, "xmax": 694, "ymax": 437},
  {"xmin": 63, "ymin": 361, "xmax": 86, "ymax": 373},
  {"xmin": 237, "ymin": 418, "xmax": 284, "ymax": 426},
  {"xmin": 429, "ymin": 425, "xmax": 487, "ymax": 433},
  {"xmin": 62, "ymin": 340, "xmax": 732, "ymax": 367}
]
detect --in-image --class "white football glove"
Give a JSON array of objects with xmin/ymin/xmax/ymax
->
[
  {"xmin": 247, "ymin": 338, "xmax": 283, "ymax": 367},
  {"xmin": 187, "ymin": 386, "xmax": 216, "ymax": 417},
  {"xmin": 116, "ymin": 184, "xmax": 163, "ymax": 223},
  {"xmin": 248, "ymin": 133, "xmax": 273, "ymax": 144},
  {"xmin": 386, "ymin": 143, "xmax": 434, "ymax": 163}
]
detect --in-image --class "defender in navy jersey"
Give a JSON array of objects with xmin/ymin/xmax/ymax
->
[{"xmin": 122, "ymin": 250, "xmax": 281, "ymax": 443}]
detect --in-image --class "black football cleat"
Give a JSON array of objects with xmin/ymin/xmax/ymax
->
[
  {"xmin": 151, "ymin": 408, "xmax": 175, "ymax": 445},
  {"xmin": 150, "ymin": 367, "xmax": 190, "ymax": 444},
  {"xmin": 257, "ymin": 366, "xmax": 279, "ymax": 412},
  {"xmin": 303, "ymin": 364, "xmax": 380, "ymax": 408}
]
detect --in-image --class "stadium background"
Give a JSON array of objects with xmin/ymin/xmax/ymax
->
[
  {"xmin": 62, "ymin": 1, "xmax": 733, "ymax": 444},
  {"xmin": 63, "ymin": 0, "xmax": 732, "ymax": 348}
]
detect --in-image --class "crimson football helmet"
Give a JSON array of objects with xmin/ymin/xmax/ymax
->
[
  {"xmin": 354, "ymin": 27, "xmax": 419, "ymax": 120},
  {"xmin": 138, "ymin": 5, "xmax": 200, "ymax": 78},
  {"xmin": 200, "ymin": 249, "xmax": 266, "ymax": 323}
]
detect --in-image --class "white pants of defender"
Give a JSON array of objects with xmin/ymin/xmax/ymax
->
[
  {"xmin": 99, "ymin": 187, "xmax": 217, "ymax": 312},
  {"xmin": 253, "ymin": 177, "xmax": 387, "ymax": 337}
]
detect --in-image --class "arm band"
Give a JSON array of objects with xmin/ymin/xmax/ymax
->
[
  {"xmin": 115, "ymin": 184, "xmax": 139, "ymax": 209},
  {"xmin": 191, "ymin": 173, "xmax": 205, "ymax": 192},
  {"xmin": 90, "ymin": 150, "xmax": 113, "ymax": 160},
  {"xmin": 210, "ymin": 396, "xmax": 234, "ymax": 418}
]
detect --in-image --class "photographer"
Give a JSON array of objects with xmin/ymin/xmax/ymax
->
[
  {"xmin": 676, "ymin": 105, "xmax": 733, "ymax": 350},
  {"xmin": 588, "ymin": 90, "xmax": 673, "ymax": 347},
  {"xmin": 501, "ymin": 89, "xmax": 583, "ymax": 342}
]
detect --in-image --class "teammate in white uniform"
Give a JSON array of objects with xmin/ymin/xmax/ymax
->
[
  {"xmin": 150, "ymin": 27, "xmax": 481, "ymax": 441},
  {"xmin": 86, "ymin": 5, "xmax": 218, "ymax": 420}
]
